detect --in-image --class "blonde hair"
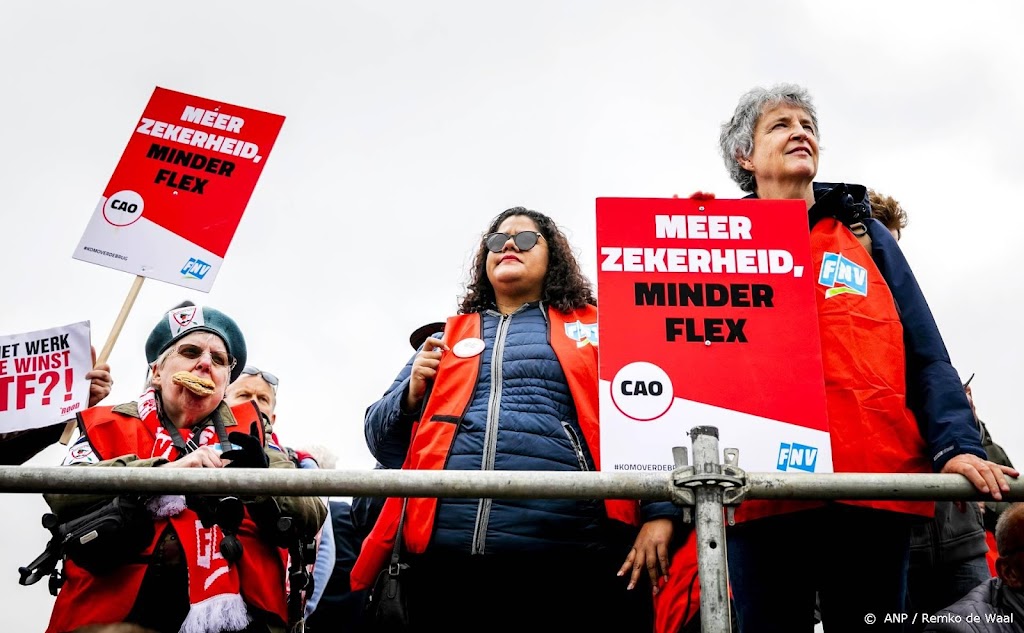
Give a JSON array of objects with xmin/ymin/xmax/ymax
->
[{"xmin": 868, "ymin": 190, "xmax": 909, "ymax": 239}]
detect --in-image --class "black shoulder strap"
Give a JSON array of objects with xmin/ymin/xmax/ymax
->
[
  {"xmin": 156, "ymin": 392, "xmax": 231, "ymax": 458},
  {"xmin": 392, "ymin": 499, "xmax": 407, "ymax": 566},
  {"xmin": 74, "ymin": 411, "xmax": 100, "ymax": 461}
]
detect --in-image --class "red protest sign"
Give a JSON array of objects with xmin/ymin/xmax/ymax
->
[
  {"xmin": 74, "ymin": 87, "xmax": 285, "ymax": 291},
  {"xmin": 596, "ymin": 197, "xmax": 831, "ymax": 473}
]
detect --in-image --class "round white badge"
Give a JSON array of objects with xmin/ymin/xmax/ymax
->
[{"xmin": 452, "ymin": 337, "xmax": 485, "ymax": 358}]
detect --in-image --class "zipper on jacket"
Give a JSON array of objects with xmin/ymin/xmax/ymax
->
[
  {"xmin": 471, "ymin": 311, "xmax": 514, "ymax": 555},
  {"xmin": 561, "ymin": 421, "xmax": 589, "ymax": 472}
]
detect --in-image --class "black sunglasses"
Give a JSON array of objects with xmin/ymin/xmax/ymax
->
[
  {"xmin": 241, "ymin": 365, "xmax": 279, "ymax": 390},
  {"xmin": 484, "ymin": 231, "xmax": 543, "ymax": 253}
]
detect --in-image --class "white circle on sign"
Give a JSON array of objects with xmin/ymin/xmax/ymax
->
[
  {"xmin": 452, "ymin": 337, "xmax": 485, "ymax": 358},
  {"xmin": 610, "ymin": 362, "xmax": 674, "ymax": 421},
  {"xmin": 102, "ymin": 190, "xmax": 145, "ymax": 227}
]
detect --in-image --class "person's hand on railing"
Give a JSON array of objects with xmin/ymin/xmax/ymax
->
[
  {"xmin": 618, "ymin": 517, "xmax": 673, "ymax": 595},
  {"xmin": 941, "ymin": 453, "xmax": 1019, "ymax": 508}
]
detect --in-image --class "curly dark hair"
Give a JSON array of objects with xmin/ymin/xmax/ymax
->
[{"xmin": 459, "ymin": 207, "xmax": 595, "ymax": 314}]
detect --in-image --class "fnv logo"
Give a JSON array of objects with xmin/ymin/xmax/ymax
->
[
  {"xmin": 564, "ymin": 320, "xmax": 598, "ymax": 347},
  {"xmin": 817, "ymin": 252, "xmax": 867, "ymax": 298},
  {"xmin": 181, "ymin": 258, "xmax": 211, "ymax": 280},
  {"xmin": 777, "ymin": 443, "xmax": 819, "ymax": 472}
]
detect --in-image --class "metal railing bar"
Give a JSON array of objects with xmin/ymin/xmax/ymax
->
[{"xmin": 2, "ymin": 466, "xmax": 1020, "ymax": 501}]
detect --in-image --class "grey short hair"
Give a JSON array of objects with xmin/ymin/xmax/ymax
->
[
  {"xmin": 147, "ymin": 347, "xmax": 175, "ymax": 389},
  {"xmin": 719, "ymin": 84, "xmax": 819, "ymax": 193}
]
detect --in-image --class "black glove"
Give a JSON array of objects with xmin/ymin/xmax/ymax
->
[{"xmin": 221, "ymin": 422, "xmax": 270, "ymax": 469}]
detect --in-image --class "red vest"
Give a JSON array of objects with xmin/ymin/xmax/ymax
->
[
  {"xmin": 653, "ymin": 530, "xmax": 701, "ymax": 633},
  {"xmin": 738, "ymin": 219, "xmax": 934, "ymax": 522},
  {"xmin": 46, "ymin": 402, "xmax": 289, "ymax": 633},
  {"xmin": 985, "ymin": 530, "xmax": 998, "ymax": 577},
  {"xmin": 351, "ymin": 305, "xmax": 640, "ymax": 590}
]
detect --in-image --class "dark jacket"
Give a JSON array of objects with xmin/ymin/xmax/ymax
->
[
  {"xmin": 909, "ymin": 415, "xmax": 1014, "ymax": 568},
  {"xmin": 351, "ymin": 471, "xmax": 387, "ymax": 546},
  {"xmin": 923, "ymin": 578, "xmax": 1024, "ymax": 632},
  {"xmin": 305, "ymin": 501, "xmax": 366, "ymax": 633},
  {"xmin": 980, "ymin": 418, "xmax": 1015, "ymax": 531},
  {"xmin": 809, "ymin": 182, "xmax": 987, "ymax": 469},
  {"xmin": 910, "ymin": 501, "xmax": 987, "ymax": 568},
  {"xmin": 0, "ymin": 423, "xmax": 64, "ymax": 465}
]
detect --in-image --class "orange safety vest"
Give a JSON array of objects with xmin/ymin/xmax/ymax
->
[
  {"xmin": 46, "ymin": 402, "xmax": 289, "ymax": 633},
  {"xmin": 656, "ymin": 220, "xmax": 936, "ymax": 628},
  {"xmin": 351, "ymin": 305, "xmax": 640, "ymax": 590},
  {"xmin": 737, "ymin": 218, "xmax": 934, "ymax": 523}
]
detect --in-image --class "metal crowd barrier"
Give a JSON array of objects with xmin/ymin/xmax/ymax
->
[{"xmin": 2, "ymin": 425, "xmax": 1021, "ymax": 633}]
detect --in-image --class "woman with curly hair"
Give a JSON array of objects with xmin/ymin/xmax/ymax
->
[{"xmin": 352, "ymin": 207, "xmax": 668, "ymax": 631}]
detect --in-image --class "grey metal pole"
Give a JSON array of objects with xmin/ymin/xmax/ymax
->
[{"xmin": 690, "ymin": 426, "xmax": 731, "ymax": 633}]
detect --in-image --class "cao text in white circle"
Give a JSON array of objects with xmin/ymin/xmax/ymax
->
[
  {"xmin": 610, "ymin": 362, "xmax": 674, "ymax": 421},
  {"xmin": 102, "ymin": 190, "xmax": 145, "ymax": 227}
]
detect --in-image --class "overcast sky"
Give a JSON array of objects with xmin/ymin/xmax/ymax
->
[{"xmin": 2, "ymin": 1, "xmax": 1022, "ymax": 629}]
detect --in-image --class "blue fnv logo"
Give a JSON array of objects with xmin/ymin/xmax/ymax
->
[
  {"xmin": 777, "ymin": 443, "xmax": 819, "ymax": 472},
  {"xmin": 181, "ymin": 258, "xmax": 211, "ymax": 280},
  {"xmin": 817, "ymin": 252, "xmax": 868, "ymax": 298},
  {"xmin": 564, "ymin": 320, "xmax": 599, "ymax": 347}
]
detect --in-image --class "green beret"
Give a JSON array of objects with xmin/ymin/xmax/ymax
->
[{"xmin": 145, "ymin": 303, "xmax": 247, "ymax": 382}]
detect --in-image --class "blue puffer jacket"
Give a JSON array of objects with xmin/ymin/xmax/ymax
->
[{"xmin": 366, "ymin": 302, "xmax": 666, "ymax": 555}]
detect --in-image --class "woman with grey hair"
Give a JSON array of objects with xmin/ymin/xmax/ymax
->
[
  {"xmin": 41, "ymin": 303, "xmax": 327, "ymax": 633},
  {"xmin": 716, "ymin": 84, "xmax": 1016, "ymax": 632}
]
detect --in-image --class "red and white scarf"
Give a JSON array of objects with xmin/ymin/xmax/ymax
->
[{"xmin": 140, "ymin": 389, "xmax": 252, "ymax": 633}]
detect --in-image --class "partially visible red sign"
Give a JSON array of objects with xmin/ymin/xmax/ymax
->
[
  {"xmin": 596, "ymin": 197, "xmax": 832, "ymax": 473},
  {"xmin": 108, "ymin": 87, "xmax": 283, "ymax": 256}
]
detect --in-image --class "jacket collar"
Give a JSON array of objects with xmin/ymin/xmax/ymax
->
[{"xmin": 745, "ymin": 181, "xmax": 870, "ymax": 229}]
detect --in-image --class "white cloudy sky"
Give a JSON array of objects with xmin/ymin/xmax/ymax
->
[{"xmin": 2, "ymin": 1, "xmax": 1022, "ymax": 629}]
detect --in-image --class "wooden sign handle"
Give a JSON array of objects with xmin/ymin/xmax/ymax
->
[{"xmin": 58, "ymin": 275, "xmax": 146, "ymax": 445}]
